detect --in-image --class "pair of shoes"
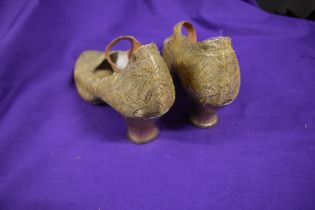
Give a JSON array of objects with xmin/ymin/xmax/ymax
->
[{"xmin": 74, "ymin": 21, "xmax": 240, "ymax": 144}]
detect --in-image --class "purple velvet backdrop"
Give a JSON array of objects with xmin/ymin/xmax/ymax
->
[{"xmin": 1, "ymin": 0, "xmax": 315, "ymax": 209}]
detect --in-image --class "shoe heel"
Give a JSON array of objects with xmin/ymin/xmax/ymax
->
[
  {"xmin": 190, "ymin": 103, "xmax": 218, "ymax": 128},
  {"xmin": 126, "ymin": 118, "xmax": 159, "ymax": 144}
]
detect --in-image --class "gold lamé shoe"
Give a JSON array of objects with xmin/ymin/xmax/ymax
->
[
  {"xmin": 74, "ymin": 36, "xmax": 175, "ymax": 143},
  {"xmin": 163, "ymin": 21, "xmax": 240, "ymax": 128}
]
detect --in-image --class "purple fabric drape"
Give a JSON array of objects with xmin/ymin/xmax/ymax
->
[{"xmin": 1, "ymin": 0, "xmax": 315, "ymax": 209}]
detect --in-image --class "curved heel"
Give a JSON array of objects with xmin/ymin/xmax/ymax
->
[
  {"xmin": 190, "ymin": 104, "xmax": 218, "ymax": 128},
  {"xmin": 126, "ymin": 118, "xmax": 159, "ymax": 144}
]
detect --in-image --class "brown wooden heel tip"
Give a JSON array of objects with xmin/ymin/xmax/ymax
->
[
  {"xmin": 126, "ymin": 118, "xmax": 159, "ymax": 144},
  {"xmin": 189, "ymin": 105, "xmax": 218, "ymax": 128}
]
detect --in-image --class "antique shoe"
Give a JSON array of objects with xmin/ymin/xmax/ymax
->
[
  {"xmin": 74, "ymin": 36, "xmax": 175, "ymax": 143},
  {"xmin": 163, "ymin": 21, "xmax": 240, "ymax": 128}
]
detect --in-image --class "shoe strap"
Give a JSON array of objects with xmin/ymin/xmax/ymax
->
[
  {"xmin": 105, "ymin": 36, "xmax": 141, "ymax": 72},
  {"xmin": 173, "ymin": 21, "xmax": 197, "ymax": 43}
]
